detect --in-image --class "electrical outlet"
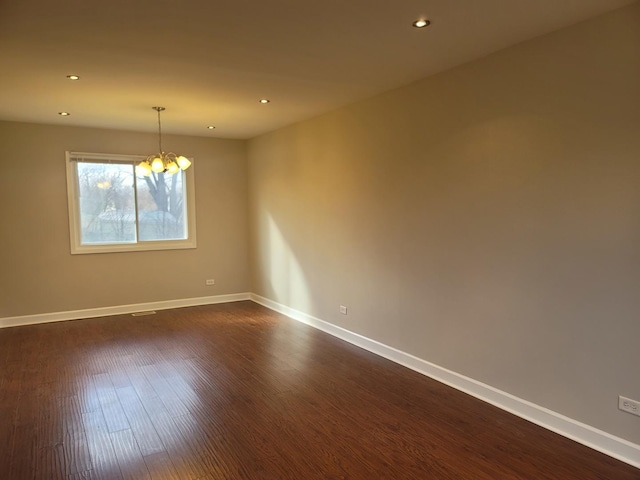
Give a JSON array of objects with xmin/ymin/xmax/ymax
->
[
  {"xmin": 618, "ymin": 396, "xmax": 640, "ymax": 417},
  {"xmin": 339, "ymin": 305, "xmax": 347, "ymax": 315},
  {"xmin": 205, "ymin": 279, "xmax": 215, "ymax": 286}
]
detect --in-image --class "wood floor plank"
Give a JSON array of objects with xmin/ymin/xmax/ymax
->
[
  {"xmin": 8, "ymin": 422, "xmax": 37, "ymax": 479},
  {"xmin": 139, "ymin": 364, "xmax": 191, "ymax": 418},
  {"xmin": 93, "ymin": 373, "xmax": 131, "ymax": 433},
  {"xmin": 81, "ymin": 410, "xmax": 124, "ymax": 480},
  {"xmin": 115, "ymin": 386, "xmax": 165, "ymax": 457},
  {"xmin": 36, "ymin": 443, "xmax": 67, "ymax": 480},
  {"xmin": 142, "ymin": 451, "xmax": 181, "ymax": 480},
  {"xmin": 149, "ymin": 408, "xmax": 208, "ymax": 480},
  {"xmin": 62, "ymin": 398, "xmax": 93, "ymax": 476},
  {"xmin": 109, "ymin": 429, "xmax": 151, "ymax": 480},
  {"xmin": 1, "ymin": 302, "xmax": 638, "ymax": 479}
]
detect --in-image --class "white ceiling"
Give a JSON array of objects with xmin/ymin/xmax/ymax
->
[{"xmin": 0, "ymin": 0, "xmax": 635, "ymax": 139}]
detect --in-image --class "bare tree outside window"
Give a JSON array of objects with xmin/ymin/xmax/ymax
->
[{"xmin": 137, "ymin": 170, "xmax": 186, "ymax": 241}]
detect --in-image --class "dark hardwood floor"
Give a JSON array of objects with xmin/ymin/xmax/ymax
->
[{"xmin": 0, "ymin": 301, "xmax": 638, "ymax": 479}]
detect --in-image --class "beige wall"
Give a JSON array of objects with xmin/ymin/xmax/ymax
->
[
  {"xmin": 247, "ymin": 3, "xmax": 640, "ymax": 444},
  {"xmin": 0, "ymin": 121, "xmax": 250, "ymax": 317}
]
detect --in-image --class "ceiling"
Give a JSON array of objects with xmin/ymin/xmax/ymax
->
[{"xmin": 0, "ymin": 0, "xmax": 635, "ymax": 139}]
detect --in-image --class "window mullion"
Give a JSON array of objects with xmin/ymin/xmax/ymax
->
[{"xmin": 132, "ymin": 164, "xmax": 141, "ymax": 244}]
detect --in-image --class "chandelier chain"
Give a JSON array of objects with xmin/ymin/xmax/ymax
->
[{"xmin": 155, "ymin": 107, "xmax": 163, "ymax": 154}]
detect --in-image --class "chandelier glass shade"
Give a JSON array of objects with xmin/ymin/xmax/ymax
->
[{"xmin": 136, "ymin": 107, "xmax": 191, "ymax": 177}]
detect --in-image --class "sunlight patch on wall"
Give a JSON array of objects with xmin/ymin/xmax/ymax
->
[{"xmin": 265, "ymin": 214, "xmax": 313, "ymax": 314}]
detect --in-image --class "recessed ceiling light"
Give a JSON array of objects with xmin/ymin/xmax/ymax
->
[
  {"xmin": 66, "ymin": 75, "xmax": 80, "ymax": 80},
  {"xmin": 412, "ymin": 19, "xmax": 431, "ymax": 28},
  {"xmin": 259, "ymin": 99, "xmax": 270, "ymax": 104},
  {"xmin": 207, "ymin": 126, "xmax": 215, "ymax": 129},
  {"xmin": 58, "ymin": 112, "xmax": 70, "ymax": 116}
]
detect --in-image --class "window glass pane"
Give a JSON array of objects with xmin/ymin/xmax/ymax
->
[
  {"xmin": 136, "ymin": 170, "xmax": 187, "ymax": 241},
  {"xmin": 67, "ymin": 152, "xmax": 196, "ymax": 254},
  {"xmin": 76, "ymin": 162, "xmax": 136, "ymax": 244}
]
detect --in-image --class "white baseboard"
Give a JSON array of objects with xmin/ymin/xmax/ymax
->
[
  {"xmin": 0, "ymin": 293, "xmax": 251, "ymax": 329},
  {"xmin": 250, "ymin": 293, "xmax": 640, "ymax": 469}
]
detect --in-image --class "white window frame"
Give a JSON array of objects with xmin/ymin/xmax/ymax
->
[{"xmin": 66, "ymin": 151, "xmax": 197, "ymax": 254}]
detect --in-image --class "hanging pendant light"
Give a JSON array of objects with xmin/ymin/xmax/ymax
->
[{"xmin": 135, "ymin": 107, "xmax": 191, "ymax": 177}]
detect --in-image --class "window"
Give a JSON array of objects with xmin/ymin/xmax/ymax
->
[{"xmin": 66, "ymin": 152, "xmax": 196, "ymax": 254}]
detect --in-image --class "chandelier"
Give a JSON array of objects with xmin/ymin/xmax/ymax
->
[{"xmin": 135, "ymin": 106, "xmax": 191, "ymax": 176}]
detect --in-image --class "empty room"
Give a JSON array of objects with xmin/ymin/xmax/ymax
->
[{"xmin": 1, "ymin": 0, "xmax": 639, "ymax": 478}]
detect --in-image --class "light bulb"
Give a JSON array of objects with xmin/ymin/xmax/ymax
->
[
  {"xmin": 412, "ymin": 19, "xmax": 430, "ymax": 28},
  {"xmin": 136, "ymin": 161, "xmax": 152, "ymax": 177},
  {"xmin": 166, "ymin": 161, "xmax": 180, "ymax": 174},
  {"xmin": 177, "ymin": 156, "xmax": 191, "ymax": 170},
  {"xmin": 151, "ymin": 156, "xmax": 165, "ymax": 173}
]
